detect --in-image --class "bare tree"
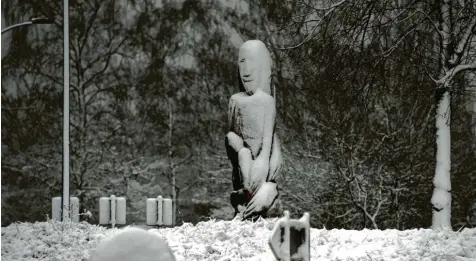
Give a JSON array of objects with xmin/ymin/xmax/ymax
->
[
  {"xmin": 247, "ymin": 0, "xmax": 475, "ymax": 229},
  {"xmin": 166, "ymin": 99, "xmax": 193, "ymax": 226},
  {"xmin": 423, "ymin": 0, "xmax": 476, "ymax": 229}
]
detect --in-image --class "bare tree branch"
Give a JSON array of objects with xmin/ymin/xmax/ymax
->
[{"xmin": 280, "ymin": 0, "xmax": 348, "ymax": 50}]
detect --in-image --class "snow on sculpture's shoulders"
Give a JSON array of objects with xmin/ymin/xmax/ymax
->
[
  {"xmin": 88, "ymin": 226, "xmax": 176, "ymax": 261},
  {"xmin": 253, "ymin": 90, "xmax": 274, "ymax": 103},
  {"xmin": 230, "ymin": 91, "xmax": 274, "ymax": 104},
  {"xmin": 229, "ymin": 92, "xmax": 248, "ymax": 102},
  {"xmin": 236, "ymin": 92, "xmax": 275, "ymax": 112}
]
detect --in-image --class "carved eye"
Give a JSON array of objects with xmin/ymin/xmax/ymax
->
[{"xmin": 240, "ymin": 59, "xmax": 245, "ymax": 62}]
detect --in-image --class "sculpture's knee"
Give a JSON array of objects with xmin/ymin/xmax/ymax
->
[
  {"xmin": 238, "ymin": 148, "xmax": 253, "ymax": 186},
  {"xmin": 238, "ymin": 148, "xmax": 253, "ymax": 169},
  {"xmin": 238, "ymin": 147, "xmax": 251, "ymax": 159},
  {"xmin": 226, "ymin": 132, "xmax": 244, "ymax": 152}
]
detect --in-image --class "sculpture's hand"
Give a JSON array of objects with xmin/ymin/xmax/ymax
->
[{"xmin": 243, "ymin": 182, "xmax": 278, "ymax": 220}]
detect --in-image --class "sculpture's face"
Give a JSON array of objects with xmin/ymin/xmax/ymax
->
[
  {"xmin": 239, "ymin": 47, "xmax": 260, "ymax": 94},
  {"xmin": 238, "ymin": 40, "xmax": 272, "ymax": 95}
]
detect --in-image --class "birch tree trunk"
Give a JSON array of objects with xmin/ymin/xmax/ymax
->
[
  {"xmin": 430, "ymin": 0, "xmax": 452, "ymax": 229},
  {"xmin": 430, "ymin": 0, "xmax": 476, "ymax": 229},
  {"xmin": 431, "ymin": 88, "xmax": 452, "ymax": 229}
]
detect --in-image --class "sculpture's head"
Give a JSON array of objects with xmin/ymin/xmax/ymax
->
[{"xmin": 238, "ymin": 40, "xmax": 272, "ymax": 95}]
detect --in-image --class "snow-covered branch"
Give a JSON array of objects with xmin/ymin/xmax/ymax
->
[
  {"xmin": 455, "ymin": 16, "xmax": 476, "ymax": 55},
  {"xmin": 435, "ymin": 63, "xmax": 476, "ymax": 87},
  {"xmin": 310, "ymin": 0, "xmax": 348, "ymax": 11}
]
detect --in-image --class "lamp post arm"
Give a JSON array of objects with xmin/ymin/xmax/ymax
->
[
  {"xmin": 1, "ymin": 21, "xmax": 33, "ymax": 34},
  {"xmin": 1, "ymin": 17, "xmax": 55, "ymax": 35}
]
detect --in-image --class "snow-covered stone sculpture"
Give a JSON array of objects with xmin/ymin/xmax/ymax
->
[
  {"xmin": 226, "ymin": 39, "xmax": 282, "ymax": 221},
  {"xmin": 88, "ymin": 227, "xmax": 176, "ymax": 261}
]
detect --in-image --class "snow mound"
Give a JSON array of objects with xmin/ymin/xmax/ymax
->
[
  {"xmin": 1, "ymin": 218, "xmax": 475, "ymax": 261},
  {"xmin": 88, "ymin": 227, "xmax": 176, "ymax": 261}
]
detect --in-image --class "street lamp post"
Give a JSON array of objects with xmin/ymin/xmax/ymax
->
[{"xmin": 62, "ymin": 0, "xmax": 71, "ymax": 222}]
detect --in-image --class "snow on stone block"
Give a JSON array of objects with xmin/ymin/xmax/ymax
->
[
  {"xmin": 116, "ymin": 197, "xmax": 126, "ymax": 224},
  {"xmin": 51, "ymin": 196, "xmax": 80, "ymax": 222},
  {"xmin": 99, "ymin": 197, "xmax": 110, "ymax": 225},
  {"xmin": 147, "ymin": 198, "xmax": 158, "ymax": 225},
  {"xmin": 88, "ymin": 227, "xmax": 176, "ymax": 261},
  {"xmin": 99, "ymin": 195, "xmax": 126, "ymax": 226},
  {"xmin": 162, "ymin": 198, "xmax": 173, "ymax": 226}
]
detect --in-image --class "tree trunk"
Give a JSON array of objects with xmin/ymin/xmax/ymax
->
[
  {"xmin": 431, "ymin": 88, "xmax": 452, "ymax": 229},
  {"xmin": 171, "ymin": 168, "xmax": 176, "ymax": 227},
  {"xmin": 167, "ymin": 100, "xmax": 176, "ymax": 227}
]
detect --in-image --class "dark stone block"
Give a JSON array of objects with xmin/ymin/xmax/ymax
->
[
  {"xmin": 289, "ymin": 226, "xmax": 306, "ymax": 257},
  {"xmin": 230, "ymin": 189, "xmax": 249, "ymax": 215}
]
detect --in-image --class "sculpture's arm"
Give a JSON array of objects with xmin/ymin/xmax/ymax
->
[
  {"xmin": 267, "ymin": 134, "xmax": 282, "ymax": 182},
  {"xmin": 226, "ymin": 95, "xmax": 245, "ymax": 153},
  {"xmin": 258, "ymin": 96, "xmax": 276, "ymax": 160},
  {"xmin": 226, "ymin": 95, "xmax": 244, "ymax": 191},
  {"xmin": 227, "ymin": 95, "xmax": 237, "ymax": 132}
]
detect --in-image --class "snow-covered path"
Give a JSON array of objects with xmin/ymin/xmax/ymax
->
[{"xmin": 1, "ymin": 218, "xmax": 475, "ymax": 261}]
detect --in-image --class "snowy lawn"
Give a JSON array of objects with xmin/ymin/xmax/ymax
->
[{"xmin": 1, "ymin": 217, "xmax": 476, "ymax": 261}]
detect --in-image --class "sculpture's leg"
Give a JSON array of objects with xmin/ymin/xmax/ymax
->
[{"xmin": 238, "ymin": 147, "xmax": 253, "ymax": 190}]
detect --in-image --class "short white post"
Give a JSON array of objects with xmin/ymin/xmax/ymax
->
[
  {"xmin": 110, "ymin": 195, "xmax": 116, "ymax": 226},
  {"xmin": 157, "ymin": 195, "xmax": 163, "ymax": 226}
]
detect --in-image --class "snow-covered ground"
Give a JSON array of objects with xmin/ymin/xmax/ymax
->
[{"xmin": 1, "ymin": 217, "xmax": 476, "ymax": 261}]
